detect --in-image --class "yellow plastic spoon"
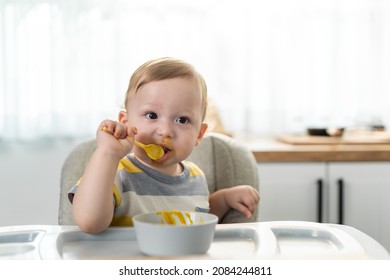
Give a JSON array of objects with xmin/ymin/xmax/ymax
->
[
  {"xmin": 102, "ymin": 126, "xmax": 164, "ymax": 160},
  {"xmin": 133, "ymin": 140, "xmax": 164, "ymax": 160}
]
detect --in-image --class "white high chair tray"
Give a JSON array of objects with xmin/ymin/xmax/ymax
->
[{"xmin": 0, "ymin": 222, "xmax": 389, "ymax": 260}]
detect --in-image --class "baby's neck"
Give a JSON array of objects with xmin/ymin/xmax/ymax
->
[{"xmin": 136, "ymin": 156, "xmax": 183, "ymax": 176}]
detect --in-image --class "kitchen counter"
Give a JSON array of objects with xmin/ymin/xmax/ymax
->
[{"xmin": 239, "ymin": 135, "xmax": 390, "ymax": 162}]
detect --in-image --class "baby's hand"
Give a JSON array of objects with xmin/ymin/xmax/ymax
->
[
  {"xmin": 97, "ymin": 120, "xmax": 136, "ymax": 159},
  {"xmin": 224, "ymin": 185, "xmax": 260, "ymax": 218}
]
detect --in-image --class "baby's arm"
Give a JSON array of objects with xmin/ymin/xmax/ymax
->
[
  {"xmin": 72, "ymin": 120, "xmax": 135, "ymax": 233},
  {"xmin": 209, "ymin": 185, "xmax": 260, "ymax": 221}
]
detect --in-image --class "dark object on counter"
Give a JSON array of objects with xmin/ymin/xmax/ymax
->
[
  {"xmin": 371, "ymin": 125, "xmax": 385, "ymax": 131},
  {"xmin": 307, "ymin": 127, "xmax": 345, "ymax": 137}
]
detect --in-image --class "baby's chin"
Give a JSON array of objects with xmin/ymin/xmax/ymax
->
[{"xmin": 134, "ymin": 152, "xmax": 174, "ymax": 168}]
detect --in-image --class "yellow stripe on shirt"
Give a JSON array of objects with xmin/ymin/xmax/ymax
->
[
  {"xmin": 110, "ymin": 216, "xmax": 133, "ymax": 227},
  {"xmin": 185, "ymin": 161, "xmax": 205, "ymax": 176},
  {"xmin": 113, "ymin": 183, "xmax": 122, "ymax": 207}
]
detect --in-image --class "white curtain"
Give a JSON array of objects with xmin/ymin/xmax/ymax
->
[{"xmin": 1, "ymin": 0, "xmax": 390, "ymax": 141}]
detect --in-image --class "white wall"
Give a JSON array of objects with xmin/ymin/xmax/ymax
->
[{"xmin": 0, "ymin": 140, "xmax": 82, "ymax": 226}]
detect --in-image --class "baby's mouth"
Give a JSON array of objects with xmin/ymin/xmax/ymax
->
[
  {"xmin": 163, "ymin": 146, "xmax": 171, "ymax": 154},
  {"xmin": 152, "ymin": 146, "xmax": 173, "ymax": 163}
]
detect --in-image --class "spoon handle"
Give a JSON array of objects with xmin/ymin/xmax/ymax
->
[
  {"xmin": 102, "ymin": 127, "xmax": 147, "ymax": 150},
  {"xmin": 133, "ymin": 140, "xmax": 145, "ymax": 149}
]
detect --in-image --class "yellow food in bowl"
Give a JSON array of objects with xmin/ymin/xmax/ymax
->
[{"xmin": 156, "ymin": 210, "xmax": 204, "ymax": 225}]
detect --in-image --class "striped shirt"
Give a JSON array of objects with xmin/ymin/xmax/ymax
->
[{"xmin": 69, "ymin": 153, "xmax": 210, "ymax": 226}]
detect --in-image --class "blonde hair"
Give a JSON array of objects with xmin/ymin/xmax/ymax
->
[{"xmin": 124, "ymin": 57, "xmax": 208, "ymax": 121}]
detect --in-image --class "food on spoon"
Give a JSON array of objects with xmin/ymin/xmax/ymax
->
[{"xmin": 133, "ymin": 141, "xmax": 164, "ymax": 160}]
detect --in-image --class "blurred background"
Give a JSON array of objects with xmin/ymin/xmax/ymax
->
[{"xmin": 1, "ymin": 0, "xmax": 390, "ymax": 225}]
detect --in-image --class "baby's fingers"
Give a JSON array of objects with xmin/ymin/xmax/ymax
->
[
  {"xmin": 233, "ymin": 202, "xmax": 253, "ymax": 218},
  {"xmin": 113, "ymin": 124, "xmax": 128, "ymax": 139},
  {"xmin": 239, "ymin": 193, "xmax": 259, "ymax": 217},
  {"xmin": 99, "ymin": 120, "xmax": 114, "ymax": 134},
  {"xmin": 249, "ymin": 188, "xmax": 260, "ymax": 203},
  {"xmin": 101, "ymin": 123, "xmax": 127, "ymax": 139},
  {"xmin": 126, "ymin": 126, "xmax": 138, "ymax": 140}
]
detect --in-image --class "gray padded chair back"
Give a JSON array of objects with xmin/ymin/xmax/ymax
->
[{"xmin": 59, "ymin": 132, "xmax": 259, "ymax": 225}]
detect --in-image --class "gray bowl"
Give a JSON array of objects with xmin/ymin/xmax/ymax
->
[{"xmin": 133, "ymin": 211, "xmax": 218, "ymax": 256}]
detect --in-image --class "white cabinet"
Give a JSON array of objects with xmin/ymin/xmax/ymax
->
[
  {"xmin": 257, "ymin": 163, "xmax": 326, "ymax": 223},
  {"xmin": 257, "ymin": 162, "xmax": 390, "ymax": 252},
  {"xmin": 328, "ymin": 163, "xmax": 390, "ymax": 251}
]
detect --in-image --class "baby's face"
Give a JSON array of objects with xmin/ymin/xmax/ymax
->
[{"xmin": 124, "ymin": 77, "xmax": 207, "ymax": 174}]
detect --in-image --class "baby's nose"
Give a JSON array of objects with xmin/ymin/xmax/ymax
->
[{"xmin": 156, "ymin": 120, "xmax": 174, "ymax": 138}]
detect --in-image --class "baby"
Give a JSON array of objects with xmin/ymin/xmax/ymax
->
[{"xmin": 69, "ymin": 57, "xmax": 259, "ymax": 233}]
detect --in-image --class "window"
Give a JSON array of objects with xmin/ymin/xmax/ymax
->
[{"xmin": 1, "ymin": 0, "xmax": 390, "ymax": 141}]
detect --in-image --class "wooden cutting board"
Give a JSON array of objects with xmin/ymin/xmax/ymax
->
[{"xmin": 277, "ymin": 132, "xmax": 390, "ymax": 145}]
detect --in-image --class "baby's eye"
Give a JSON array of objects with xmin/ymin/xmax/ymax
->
[
  {"xmin": 145, "ymin": 112, "xmax": 158, "ymax": 120},
  {"xmin": 176, "ymin": 116, "xmax": 190, "ymax": 124}
]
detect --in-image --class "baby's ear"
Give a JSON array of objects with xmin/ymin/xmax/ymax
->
[
  {"xmin": 118, "ymin": 110, "xmax": 128, "ymax": 124},
  {"xmin": 195, "ymin": 123, "xmax": 208, "ymax": 146}
]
